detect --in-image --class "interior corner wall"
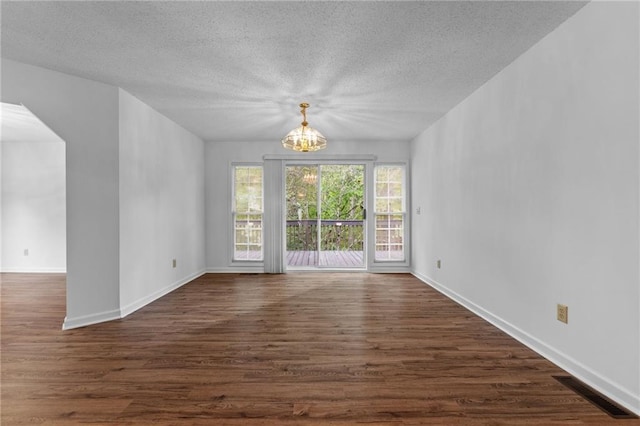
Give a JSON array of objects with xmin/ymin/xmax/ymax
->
[
  {"xmin": 1, "ymin": 141, "xmax": 66, "ymax": 272},
  {"xmin": 118, "ymin": 90, "xmax": 206, "ymax": 316},
  {"xmin": 205, "ymin": 140, "xmax": 410, "ymax": 271},
  {"xmin": 1, "ymin": 59, "xmax": 121, "ymax": 328},
  {"xmin": 410, "ymin": 2, "xmax": 639, "ymax": 413}
]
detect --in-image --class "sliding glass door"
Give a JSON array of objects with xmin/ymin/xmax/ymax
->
[{"xmin": 285, "ymin": 164, "xmax": 365, "ymax": 269}]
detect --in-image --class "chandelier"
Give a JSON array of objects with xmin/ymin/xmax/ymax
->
[
  {"xmin": 302, "ymin": 172, "xmax": 317, "ymax": 185},
  {"xmin": 281, "ymin": 103, "xmax": 327, "ymax": 152}
]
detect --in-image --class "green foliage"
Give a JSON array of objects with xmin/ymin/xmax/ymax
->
[
  {"xmin": 286, "ymin": 166, "xmax": 318, "ymax": 220},
  {"xmin": 286, "ymin": 165, "xmax": 365, "ymax": 251},
  {"xmin": 320, "ymin": 165, "xmax": 365, "ymax": 220},
  {"xmin": 234, "ymin": 166, "xmax": 263, "ymax": 213},
  {"xmin": 286, "ymin": 165, "xmax": 364, "ymax": 220}
]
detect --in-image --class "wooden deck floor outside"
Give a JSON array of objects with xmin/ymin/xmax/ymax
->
[
  {"xmin": 2, "ymin": 272, "xmax": 635, "ymax": 425},
  {"xmin": 235, "ymin": 250, "xmax": 404, "ymax": 267},
  {"xmin": 287, "ymin": 250, "xmax": 364, "ymax": 267}
]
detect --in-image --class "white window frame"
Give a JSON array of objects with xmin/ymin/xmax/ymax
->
[
  {"xmin": 372, "ymin": 163, "xmax": 409, "ymax": 265},
  {"xmin": 231, "ymin": 163, "xmax": 264, "ymax": 263}
]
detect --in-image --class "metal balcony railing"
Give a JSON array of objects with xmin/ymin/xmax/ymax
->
[{"xmin": 286, "ymin": 219, "xmax": 364, "ymax": 251}]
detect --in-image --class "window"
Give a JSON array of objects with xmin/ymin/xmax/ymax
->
[
  {"xmin": 232, "ymin": 165, "xmax": 263, "ymax": 261},
  {"xmin": 374, "ymin": 165, "xmax": 405, "ymax": 261}
]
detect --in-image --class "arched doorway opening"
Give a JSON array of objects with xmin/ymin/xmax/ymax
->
[{"xmin": 1, "ymin": 102, "xmax": 67, "ymax": 311}]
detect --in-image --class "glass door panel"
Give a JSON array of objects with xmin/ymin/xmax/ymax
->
[
  {"xmin": 318, "ymin": 165, "xmax": 365, "ymax": 267},
  {"xmin": 285, "ymin": 166, "xmax": 318, "ymax": 267},
  {"xmin": 285, "ymin": 164, "xmax": 365, "ymax": 269}
]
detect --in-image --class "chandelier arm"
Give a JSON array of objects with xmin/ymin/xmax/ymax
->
[{"xmin": 300, "ymin": 103, "xmax": 308, "ymax": 126}]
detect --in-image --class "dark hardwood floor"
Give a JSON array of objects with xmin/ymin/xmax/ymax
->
[{"xmin": 1, "ymin": 272, "xmax": 636, "ymax": 425}]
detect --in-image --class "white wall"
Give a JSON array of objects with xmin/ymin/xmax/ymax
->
[
  {"xmin": 1, "ymin": 141, "xmax": 66, "ymax": 272},
  {"xmin": 1, "ymin": 60, "xmax": 208, "ymax": 329},
  {"xmin": 1, "ymin": 59, "xmax": 121, "ymax": 328},
  {"xmin": 205, "ymin": 140, "xmax": 410, "ymax": 271},
  {"xmin": 411, "ymin": 2, "xmax": 639, "ymax": 414},
  {"xmin": 118, "ymin": 90, "xmax": 206, "ymax": 315}
]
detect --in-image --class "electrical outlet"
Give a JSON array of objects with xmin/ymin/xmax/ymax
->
[
  {"xmin": 436, "ymin": 259, "xmax": 441, "ymax": 269},
  {"xmin": 24, "ymin": 249, "xmax": 29, "ymax": 256},
  {"xmin": 172, "ymin": 259, "xmax": 177, "ymax": 268},
  {"xmin": 557, "ymin": 304, "xmax": 568, "ymax": 324}
]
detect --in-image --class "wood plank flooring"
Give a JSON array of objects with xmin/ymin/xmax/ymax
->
[{"xmin": 2, "ymin": 272, "xmax": 636, "ymax": 425}]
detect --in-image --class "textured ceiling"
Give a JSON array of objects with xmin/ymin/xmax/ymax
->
[{"xmin": 1, "ymin": 1, "xmax": 586, "ymax": 143}]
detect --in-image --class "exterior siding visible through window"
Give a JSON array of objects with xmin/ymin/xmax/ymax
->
[
  {"xmin": 374, "ymin": 165, "xmax": 405, "ymax": 262},
  {"xmin": 232, "ymin": 165, "xmax": 263, "ymax": 261}
]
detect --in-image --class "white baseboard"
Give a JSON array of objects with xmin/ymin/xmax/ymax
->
[
  {"xmin": 62, "ymin": 269, "xmax": 206, "ymax": 330},
  {"xmin": 119, "ymin": 269, "xmax": 207, "ymax": 318},
  {"xmin": 412, "ymin": 270, "xmax": 640, "ymax": 416},
  {"xmin": 62, "ymin": 308, "xmax": 121, "ymax": 330},
  {"xmin": 1, "ymin": 267, "xmax": 66, "ymax": 273}
]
